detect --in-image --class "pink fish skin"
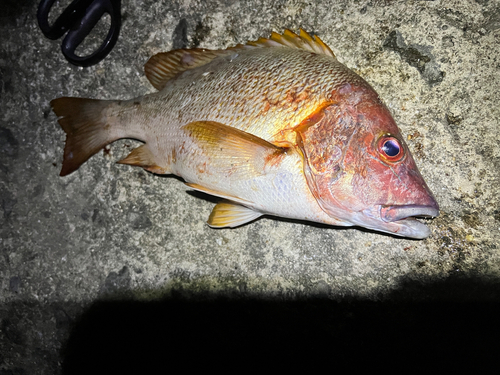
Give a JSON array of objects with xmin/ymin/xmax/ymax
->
[
  {"xmin": 296, "ymin": 82, "xmax": 438, "ymax": 238},
  {"xmin": 50, "ymin": 29, "xmax": 439, "ymax": 238}
]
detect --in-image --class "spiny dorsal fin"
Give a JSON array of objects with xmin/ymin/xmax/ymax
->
[
  {"xmin": 144, "ymin": 48, "xmax": 231, "ymax": 90},
  {"xmin": 144, "ymin": 29, "xmax": 334, "ymax": 91},
  {"xmin": 246, "ymin": 29, "xmax": 335, "ymax": 58}
]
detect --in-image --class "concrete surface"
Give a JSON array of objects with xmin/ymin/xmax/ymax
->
[{"xmin": 1, "ymin": 0, "xmax": 499, "ymax": 373}]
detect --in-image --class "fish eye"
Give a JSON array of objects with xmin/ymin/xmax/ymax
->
[{"xmin": 377, "ymin": 136, "xmax": 404, "ymax": 162}]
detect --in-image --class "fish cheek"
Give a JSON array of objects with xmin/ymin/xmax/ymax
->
[
  {"xmin": 343, "ymin": 132, "xmax": 386, "ymax": 207},
  {"xmin": 350, "ymin": 160, "xmax": 387, "ymax": 208},
  {"xmin": 296, "ymin": 106, "xmax": 361, "ymax": 216}
]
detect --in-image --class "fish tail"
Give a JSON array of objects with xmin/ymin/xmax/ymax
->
[{"xmin": 51, "ymin": 97, "xmax": 119, "ymax": 176}]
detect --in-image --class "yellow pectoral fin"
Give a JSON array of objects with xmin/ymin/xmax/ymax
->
[
  {"xmin": 208, "ymin": 202, "xmax": 263, "ymax": 228},
  {"xmin": 182, "ymin": 120, "xmax": 288, "ymax": 179}
]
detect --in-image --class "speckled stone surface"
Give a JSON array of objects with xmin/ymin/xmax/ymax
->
[{"xmin": 1, "ymin": 0, "xmax": 500, "ymax": 373}]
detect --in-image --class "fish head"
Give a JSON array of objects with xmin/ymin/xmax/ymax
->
[{"xmin": 297, "ymin": 83, "xmax": 439, "ymax": 239}]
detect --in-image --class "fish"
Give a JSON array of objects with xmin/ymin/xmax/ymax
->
[{"xmin": 50, "ymin": 29, "xmax": 439, "ymax": 239}]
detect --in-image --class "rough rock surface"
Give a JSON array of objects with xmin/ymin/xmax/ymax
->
[{"xmin": 1, "ymin": 0, "xmax": 499, "ymax": 373}]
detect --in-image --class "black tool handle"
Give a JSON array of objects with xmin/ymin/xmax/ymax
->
[{"xmin": 37, "ymin": 0, "xmax": 121, "ymax": 67}]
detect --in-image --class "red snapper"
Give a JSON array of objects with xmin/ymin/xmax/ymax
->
[{"xmin": 51, "ymin": 29, "xmax": 439, "ymax": 238}]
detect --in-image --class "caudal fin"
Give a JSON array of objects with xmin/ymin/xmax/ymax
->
[{"xmin": 51, "ymin": 97, "xmax": 118, "ymax": 176}]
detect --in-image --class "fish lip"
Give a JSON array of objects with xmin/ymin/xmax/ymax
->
[
  {"xmin": 380, "ymin": 204, "xmax": 440, "ymax": 223},
  {"xmin": 388, "ymin": 217, "xmax": 431, "ymax": 239},
  {"xmin": 354, "ymin": 203, "xmax": 439, "ymax": 239}
]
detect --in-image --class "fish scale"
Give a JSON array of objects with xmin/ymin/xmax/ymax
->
[{"xmin": 141, "ymin": 46, "xmax": 362, "ymax": 141}]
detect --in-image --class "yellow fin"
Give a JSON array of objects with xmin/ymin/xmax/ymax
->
[
  {"xmin": 246, "ymin": 28, "xmax": 335, "ymax": 58},
  {"xmin": 117, "ymin": 144, "xmax": 168, "ymax": 174},
  {"xmin": 144, "ymin": 48, "xmax": 231, "ymax": 90},
  {"xmin": 208, "ymin": 202, "xmax": 262, "ymax": 228},
  {"xmin": 183, "ymin": 121, "xmax": 287, "ymax": 179}
]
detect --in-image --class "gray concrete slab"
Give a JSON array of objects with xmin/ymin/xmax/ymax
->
[{"xmin": 1, "ymin": 0, "xmax": 499, "ymax": 373}]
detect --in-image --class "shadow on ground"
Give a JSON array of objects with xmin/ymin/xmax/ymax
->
[{"xmin": 58, "ymin": 276, "xmax": 500, "ymax": 373}]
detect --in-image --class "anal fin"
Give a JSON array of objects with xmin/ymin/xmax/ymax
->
[
  {"xmin": 208, "ymin": 202, "xmax": 262, "ymax": 228},
  {"xmin": 117, "ymin": 144, "xmax": 168, "ymax": 174}
]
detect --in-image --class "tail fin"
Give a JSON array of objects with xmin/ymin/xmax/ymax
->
[{"xmin": 51, "ymin": 97, "xmax": 118, "ymax": 176}]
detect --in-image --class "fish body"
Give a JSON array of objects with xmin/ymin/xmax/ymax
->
[{"xmin": 51, "ymin": 29, "xmax": 439, "ymax": 238}]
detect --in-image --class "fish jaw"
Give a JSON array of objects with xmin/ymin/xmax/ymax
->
[
  {"xmin": 355, "ymin": 201, "xmax": 439, "ymax": 239},
  {"xmin": 333, "ymin": 151, "xmax": 440, "ymax": 238},
  {"xmin": 380, "ymin": 204, "xmax": 439, "ymax": 223}
]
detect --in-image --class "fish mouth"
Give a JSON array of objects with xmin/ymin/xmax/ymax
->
[
  {"xmin": 380, "ymin": 204, "xmax": 439, "ymax": 223},
  {"xmin": 379, "ymin": 204, "xmax": 440, "ymax": 239}
]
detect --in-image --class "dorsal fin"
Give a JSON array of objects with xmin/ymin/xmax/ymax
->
[
  {"xmin": 245, "ymin": 29, "xmax": 335, "ymax": 58},
  {"xmin": 144, "ymin": 48, "xmax": 231, "ymax": 90},
  {"xmin": 144, "ymin": 29, "xmax": 335, "ymax": 91}
]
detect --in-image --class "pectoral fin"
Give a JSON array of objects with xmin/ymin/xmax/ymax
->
[
  {"xmin": 208, "ymin": 202, "xmax": 263, "ymax": 228},
  {"xmin": 183, "ymin": 121, "xmax": 288, "ymax": 179}
]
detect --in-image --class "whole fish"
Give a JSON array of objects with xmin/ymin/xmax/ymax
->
[{"xmin": 51, "ymin": 29, "xmax": 439, "ymax": 238}]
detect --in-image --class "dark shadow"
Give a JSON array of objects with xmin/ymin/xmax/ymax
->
[
  {"xmin": 59, "ymin": 276, "xmax": 500, "ymax": 374},
  {"xmin": 1, "ymin": 0, "xmax": 36, "ymax": 26}
]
